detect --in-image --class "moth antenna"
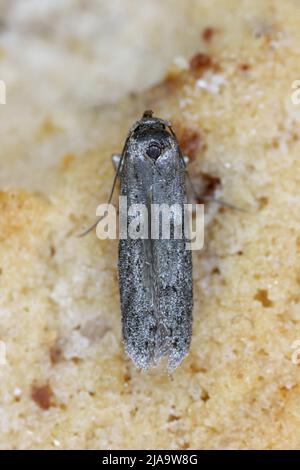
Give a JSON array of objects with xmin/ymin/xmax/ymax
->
[
  {"xmin": 199, "ymin": 195, "xmax": 250, "ymax": 213},
  {"xmin": 77, "ymin": 218, "xmax": 101, "ymax": 238},
  {"xmin": 77, "ymin": 151, "xmax": 124, "ymax": 238}
]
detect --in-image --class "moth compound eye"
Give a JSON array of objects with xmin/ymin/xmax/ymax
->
[{"xmin": 146, "ymin": 142, "xmax": 162, "ymax": 160}]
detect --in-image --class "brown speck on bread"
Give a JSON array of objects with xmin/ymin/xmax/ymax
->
[
  {"xmin": 161, "ymin": 70, "xmax": 183, "ymax": 93},
  {"xmin": 178, "ymin": 128, "xmax": 204, "ymax": 161},
  {"xmin": 49, "ymin": 344, "xmax": 63, "ymax": 365},
  {"xmin": 254, "ymin": 289, "xmax": 274, "ymax": 308},
  {"xmin": 49, "ymin": 245, "xmax": 56, "ymax": 258},
  {"xmin": 239, "ymin": 63, "xmax": 251, "ymax": 71},
  {"xmin": 31, "ymin": 384, "xmax": 54, "ymax": 410},
  {"xmin": 189, "ymin": 52, "xmax": 219, "ymax": 77},
  {"xmin": 202, "ymin": 27, "xmax": 216, "ymax": 42},
  {"xmin": 200, "ymin": 173, "xmax": 221, "ymax": 197}
]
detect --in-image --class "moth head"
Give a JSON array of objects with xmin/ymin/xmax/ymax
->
[{"xmin": 127, "ymin": 111, "xmax": 178, "ymax": 161}]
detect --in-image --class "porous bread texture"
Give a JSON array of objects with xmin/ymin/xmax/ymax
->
[{"xmin": 1, "ymin": 0, "xmax": 300, "ymax": 450}]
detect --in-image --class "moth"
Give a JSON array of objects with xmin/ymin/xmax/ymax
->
[
  {"xmin": 114, "ymin": 111, "xmax": 193, "ymax": 371},
  {"xmin": 81, "ymin": 111, "xmax": 193, "ymax": 371}
]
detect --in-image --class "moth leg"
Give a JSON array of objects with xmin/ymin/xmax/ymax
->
[
  {"xmin": 78, "ymin": 153, "xmax": 123, "ymax": 237},
  {"xmin": 182, "ymin": 155, "xmax": 200, "ymax": 208},
  {"xmin": 112, "ymin": 153, "xmax": 122, "ymax": 173},
  {"xmin": 183, "ymin": 155, "xmax": 190, "ymax": 166}
]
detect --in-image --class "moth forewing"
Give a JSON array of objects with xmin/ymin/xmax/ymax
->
[{"xmin": 118, "ymin": 111, "xmax": 193, "ymax": 370}]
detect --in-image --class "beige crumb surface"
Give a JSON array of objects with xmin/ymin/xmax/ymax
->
[{"xmin": 1, "ymin": 0, "xmax": 300, "ymax": 449}]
